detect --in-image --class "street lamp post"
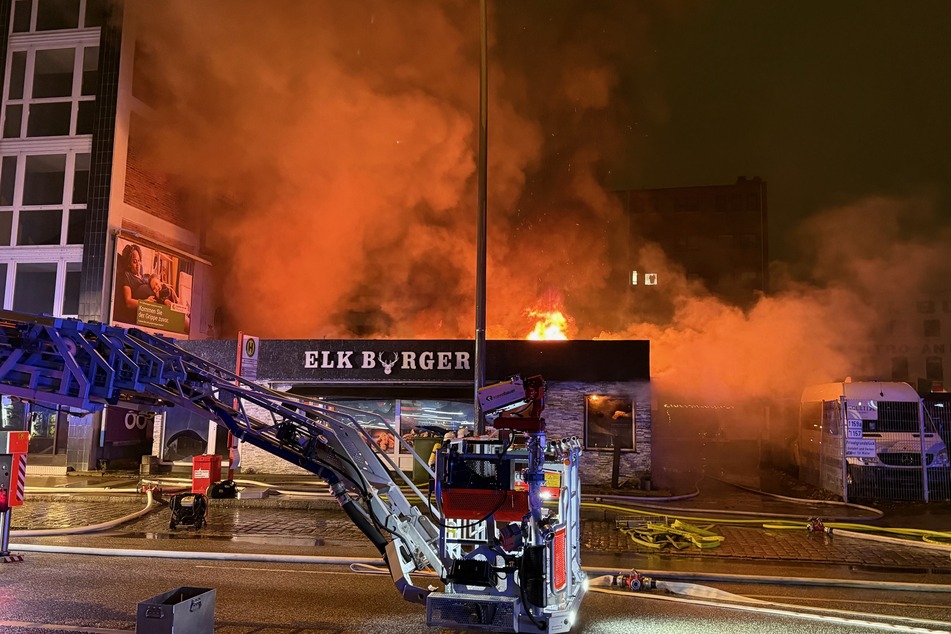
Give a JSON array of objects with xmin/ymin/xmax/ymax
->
[{"xmin": 474, "ymin": 0, "xmax": 488, "ymax": 435}]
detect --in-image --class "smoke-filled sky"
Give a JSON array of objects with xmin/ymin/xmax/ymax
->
[{"xmin": 129, "ymin": 1, "xmax": 951, "ymax": 402}]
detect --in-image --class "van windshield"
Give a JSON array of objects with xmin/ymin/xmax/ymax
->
[{"xmin": 859, "ymin": 401, "xmax": 921, "ymax": 433}]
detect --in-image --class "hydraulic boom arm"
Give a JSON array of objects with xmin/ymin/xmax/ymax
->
[{"xmin": 0, "ymin": 311, "xmax": 442, "ymax": 602}]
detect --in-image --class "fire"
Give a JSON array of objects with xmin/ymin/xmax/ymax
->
[{"xmin": 526, "ymin": 310, "xmax": 569, "ymax": 340}]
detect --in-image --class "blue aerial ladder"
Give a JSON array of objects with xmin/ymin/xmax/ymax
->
[{"xmin": 0, "ymin": 311, "xmax": 586, "ymax": 633}]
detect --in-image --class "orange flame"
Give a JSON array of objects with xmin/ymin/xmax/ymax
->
[{"xmin": 526, "ymin": 310, "xmax": 569, "ymax": 340}]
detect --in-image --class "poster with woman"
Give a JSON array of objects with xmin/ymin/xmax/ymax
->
[{"xmin": 112, "ymin": 236, "xmax": 192, "ymax": 336}]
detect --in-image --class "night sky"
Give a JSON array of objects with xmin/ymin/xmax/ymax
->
[{"xmin": 602, "ymin": 1, "xmax": 951, "ymax": 262}]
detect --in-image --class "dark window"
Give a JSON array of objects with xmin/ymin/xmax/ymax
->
[
  {"xmin": 35, "ymin": 0, "xmax": 80, "ymax": 31},
  {"xmin": 72, "ymin": 153, "xmax": 89, "ymax": 204},
  {"xmin": 0, "ymin": 156, "xmax": 17, "ymax": 206},
  {"xmin": 32, "ymin": 49, "xmax": 74, "ymax": 98},
  {"xmin": 23, "ymin": 154, "xmax": 66, "ymax": 205},
  {"xmin": 3, "ymin": 105, "xmax": 23, "ymax": 138},
  {"xmin": 12, "ymin": 0, "xmax": 33, "ymax": 33},
  {"xmin": 918, "ymin": 300, "xmax": 936, "ymax": 314},
  {"xmin": 924, "ymin": 319, "xmax": 941, "ymax": 337},
  {"xmin": 17, "ymin": 209, "xmax": 62, "ymax": 245},
  {"xmin": 0, "ymin": 263, "xmax": 6, "ymax": 308},
  {"xmin": 0, "ymin": 211, "xmax": 12, "ymax": 245},
  {"xmin": 63, "ymin": 264, "xmax": 80, "ymax": 314},
  {"xmin": 584, "ymin": 394, "xmax": 635, "ymax": 451},
  {"xmin": 927, "ymin": 357, "xmax": 944, "ymax": 382},
  {"xmin": 66, "ymin": 208, "xmax": 85, "ymax": 243},
  {"xmin": 8, "ymin": 52, "xmax": 27, "ymax": 100},
  {"xmin": 13, "ymin": 262, "xmax": 56, "ymax": 314},
  {"xmin": 26, "ymin": 102, "xmax": 72, "ymax": 137},
  {"xmin": 76, "ymin": 100, "xmax": 95, "ymax": 134},
  {"xmin": 81, "ymin": 46, "xmax": 98, "ymax": 95}
]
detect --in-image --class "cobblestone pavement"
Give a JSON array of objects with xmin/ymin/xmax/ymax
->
[{"xmin": 11, "ymin": 474, "xmax": 951, "ymax": 574}]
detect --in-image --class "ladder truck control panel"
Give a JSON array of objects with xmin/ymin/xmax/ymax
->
[{"xmin": 0, "ymin": 312, "xmax": 586, "ymax": 633}]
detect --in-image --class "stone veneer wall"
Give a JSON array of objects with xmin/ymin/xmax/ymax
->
[{"xmin": 231, "ymin": 381, "xmax": 653, "ymax": 484}]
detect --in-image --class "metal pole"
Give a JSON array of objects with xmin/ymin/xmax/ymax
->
[
  {"xmin": 474, "ymin": 0, "xmax": 488, "ymax": 435},
  {"xmin": 0, "ymin": 509, "xmax": 11, "ymax": 557}
]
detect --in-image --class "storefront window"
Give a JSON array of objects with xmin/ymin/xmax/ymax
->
[
  {"xmin": 28, "ymin": 402, "xmax": 60, "ymax": 454},
  {"xmin": 584, "ymin": 394, "xmax": 635, "ymax": 451},
  {"xmin": 329, "ymin": 398, "xmax": 473, "ymax": 455},
  {"xmin": 1, "ymin": 396, "xmax": 28, "ymax": 431}
]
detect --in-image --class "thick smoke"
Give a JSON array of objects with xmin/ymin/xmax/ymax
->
[
  {"xmin": 128, "ymin": 1, "xmax": 663, "ymax": 340},
  {"xmin": 127, "ymin": 2, "xmax": 950, "ymax": 411}
]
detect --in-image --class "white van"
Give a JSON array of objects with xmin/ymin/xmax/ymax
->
[{"xmin": 799, "ymin": 379, "xmax": 950, "ymax": 496}]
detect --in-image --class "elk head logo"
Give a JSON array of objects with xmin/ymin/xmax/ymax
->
[{"xmin": 378, "ymin": 352, "xmax": 399, "ymax": 375}]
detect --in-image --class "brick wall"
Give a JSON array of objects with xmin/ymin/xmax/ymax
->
[{"xmin": 545, "ymin": 381, "xmax": 652, "ymax": 486}]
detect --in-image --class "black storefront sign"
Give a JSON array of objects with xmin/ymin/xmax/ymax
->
[{"xmin": 254, "ymin": 339, "xmax": 649, "ymax": 384}]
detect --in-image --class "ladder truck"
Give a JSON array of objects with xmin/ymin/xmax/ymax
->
[{"xmin": 0, "ymin": 312, "xmax": 586, "ymax": 633}]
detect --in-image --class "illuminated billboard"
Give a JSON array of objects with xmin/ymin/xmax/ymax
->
[{"xmin": 112, "ymin": 235, "xmax": 193, "ymax": 336}]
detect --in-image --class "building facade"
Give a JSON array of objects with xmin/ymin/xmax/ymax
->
[
  {"xmin": 172, "ymin": 338, "xmax": 653, "ymax": 488},
  {"xmin": 618, "ymin": 176, "xmax": 769, "ymax": 308},
  {"xmin": 0, "ymin": 0, "xmax": 217, "ymax": 472}
]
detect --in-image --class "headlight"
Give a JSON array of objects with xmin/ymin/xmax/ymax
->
[{"xmin": 932, "ymin": 448, "xmax": 950, "ymax": 467}]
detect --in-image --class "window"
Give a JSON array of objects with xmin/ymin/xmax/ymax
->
[
  {"xmin": 918, "ymin": 301, "xmax": 936, "ymax": 314},
  {"xmin": 3, "ymin": 45, "xmax": 96, "ymax": 139},
  {"xmin": 0, "ymin": 263, "xmax": 6, "ymax": 308},
  {"xmin": 81, "ymin": 46, "xmax": 98, "ymax": 95},
  {"xmin": 891, "ymin": 356, "xmax": 909, "ymax": 382},
  {"xmin": 584, "ymin": 394, "xmax": 634, "ymax": 451},
  {"xmin": 927, "ymin": 357, "xmax": 944, "ymax": 382},
  {"xmin": 12, "ymin": 0, "xmax": 106, "ymax": 34},
  {"xmin": 8, "ymin": 51, "xmax": 27, "ymax": 100},
  {"xmin": 12, "ymin": 0, "xmax": 33, "ymax": 33},
  {"xmin": 17, "ymin": 208, "xmax": 61, "ymax": 245},
  {"xmin": 36, "ymin": 0, "xmax": 80, "ymax": 31},
  {"xmin": 13, "ymin": 262, "xmax": 56, "ymax": 314},
  {"xmin": 33, "ymin": 48, "xmax": 75, "ymax": 98},
  {"xmin": 924, "ymin": 319, "xmax": 941, "ymax": 337},
  {"xmin": 72, "ymin": 152, "xmax": 89, "ymax": 204},
  {"xmin": 27, "ymin": 102, "xmax": 72, "ymax": 136},
  {"xmin": 62, "ymin": 261, "xmax": 81, "ymax": 314},
  {"xmin": 0, "ymin": 156, "xmax": 16, "ymax": 206},
  {"xmin": 22, "ymin": 154, "xmax": 66, "ymax": 205}
]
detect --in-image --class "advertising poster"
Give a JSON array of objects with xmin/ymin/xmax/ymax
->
[{"xmin": 112, "ymin": 235, "xmax": 193, "ymax": 336}]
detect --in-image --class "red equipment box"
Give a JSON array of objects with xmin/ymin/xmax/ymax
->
[
  {"xmin": 440, "ymin": 488, "xmax": 529, "ymax": 523},
  {"xmin": 191, "ymin": 454, "xmax": 222, "ymax": 494},
  {"xmin": 0, "ymin": 431, "xmax": 28, "ymax": 454}
]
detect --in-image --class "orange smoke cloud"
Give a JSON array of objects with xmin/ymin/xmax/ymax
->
[{"xmin": 125, "ymin": 3, "xmax": 951, "ymax": 413}]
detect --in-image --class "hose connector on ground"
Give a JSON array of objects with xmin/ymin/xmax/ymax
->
[
  {"xmin": 807, "ymin": 517, "xmax": 832, "ymax": 534},
  {"xmin": 612, "ymin": 569, "xmax": 656, "ymax": 592}
]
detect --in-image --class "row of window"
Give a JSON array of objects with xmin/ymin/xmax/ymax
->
[
  {"xmin": 892, "ymin": 356, "xmax": 944, "ymax": 383},
  {"xmin": 3, "ymin": 45, "xmax": 98, "ymax": 139},
  {"xmin": 0, "ymin": 151, "xmax": 88, "ymax": 245},
  {"xmin": 885, "ymin": 318, "xmax": 945, "ymax": 338},
  {"xmin": 0, "ymin": 2, "xmax": 98, "ymax": 320},
  {"xmin": 0, "ymin": 259, "xmax": 80, "ymax": 315},
  {"xmin": 11, "ymin": 0, "xmax": 107, "ymax": 34}
]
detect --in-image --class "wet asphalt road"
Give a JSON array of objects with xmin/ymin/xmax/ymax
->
[{"xmin": 4, "ymin": 474, "xmax": 951, "ymax": 632}]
